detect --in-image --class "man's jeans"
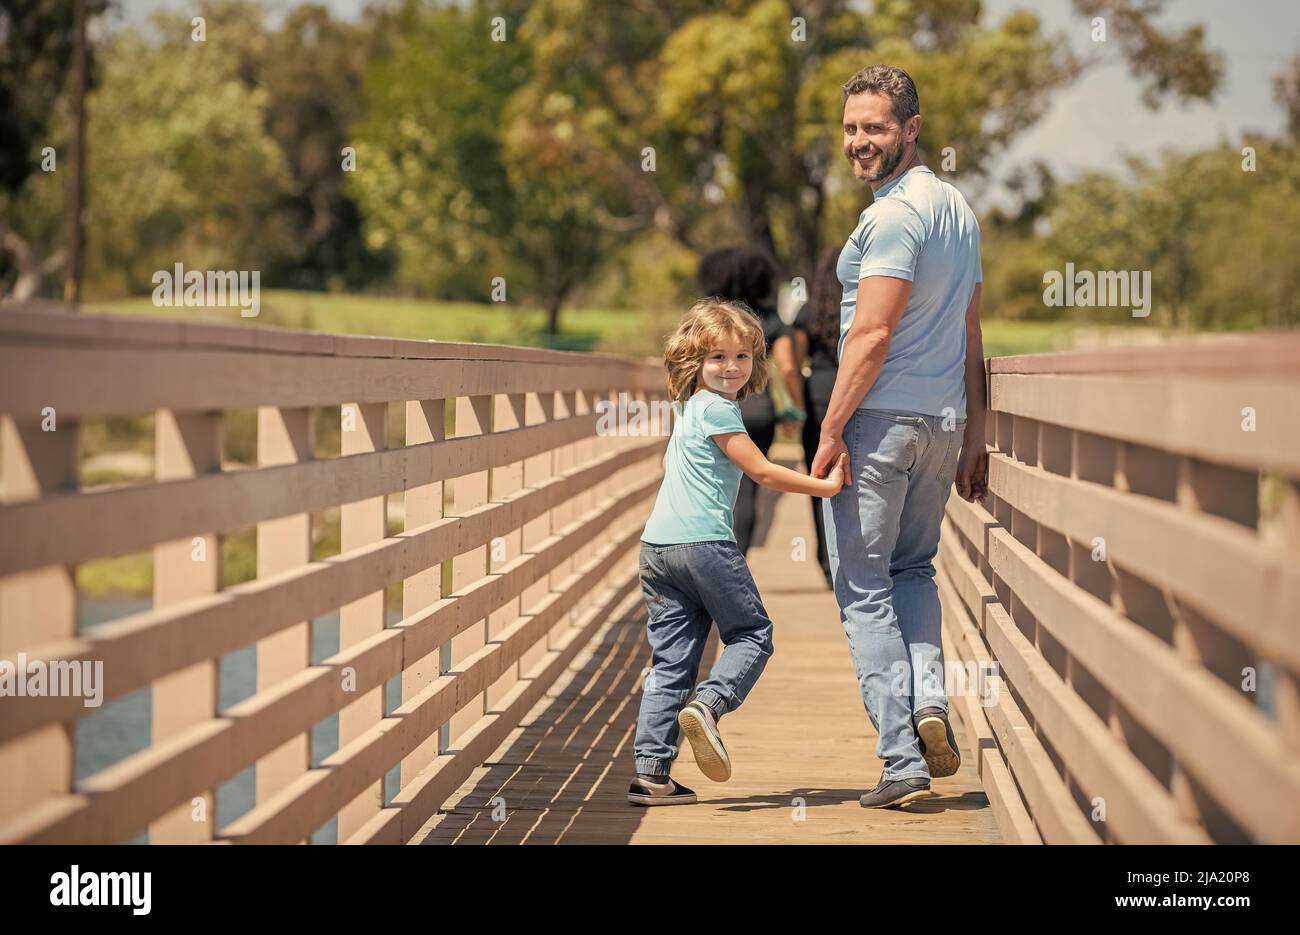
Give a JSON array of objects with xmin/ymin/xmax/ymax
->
[
  {"xmin": 633, "ymin": 540, "xmax": 775, "ymax": 778},
  {"xmin": 822, "ymin": 408, "xmax": 964, "ymax": 780}
]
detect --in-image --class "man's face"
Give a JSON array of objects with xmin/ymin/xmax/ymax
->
[{"xmin": 842, "ymin": 92, "xmax": 916, "ymax": 183}]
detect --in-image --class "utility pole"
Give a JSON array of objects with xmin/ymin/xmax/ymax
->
[{"xmin": 63, "ymin": 0, "xmax": 87, "ymax": 307}]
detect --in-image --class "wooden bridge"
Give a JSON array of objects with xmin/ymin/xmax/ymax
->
[{"xmin": 1, "ymin": 305, "xmax": 1297, "ymax": 844}]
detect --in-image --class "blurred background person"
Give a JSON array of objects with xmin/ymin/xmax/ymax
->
[
  {"xmin": 787, "ymin": 247, "xmax": 843, "ymax": 589},
  {"xmin": 696, "ymin": 245, "xmax": 801, "ymax": 555}
]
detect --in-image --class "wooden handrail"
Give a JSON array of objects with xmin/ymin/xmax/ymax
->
[{"xmin": 941, "ymin": 331, "xmax": 1300, "ymax": 844}]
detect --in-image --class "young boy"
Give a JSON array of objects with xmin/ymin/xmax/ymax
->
[{"xmin": 629, "ymin": 298, "xmax": 847, "ymax": 805}]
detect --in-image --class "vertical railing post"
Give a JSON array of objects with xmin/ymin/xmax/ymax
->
[
  {"xmin": 0, "ymin": 414, "xmax": 78, "ymax": 828},
  {"xmin": 254, "ymin": 405, "xmax": 313, "ymax": 839},
  {"xmin": 447, "ymin": 394, "xmax": 491, "ymax": 744},
  {"xmin": 486, "ymin": 393, "xmax": 526, "ymax": 710},
  {"xmin": 1275, "ymin": 480, "xmax": 1300, "ymax": 752},
  {"xmin": 519, "ymin": 391, "xmax": 555, "ymax": 673},
  {"xmin": 149, "ymin": 408, "xmax": 222, "ymax": 842},
  {"xmin": 338, "ymin": 401, "xmax": 388, "ymax": 839},
  {"xmin": 554, "ymin": 390, "xmax": 578, "ymax": 617},
  {"xmin": 573, "ymin": 389, "xmax": 595, "ymax": 589},
  {"xmin": 400, "ymin": 398, "xmax": 446, "ymax": 786},
  {"xmin": 594, "ymin": 385, "xmax": 618, "ymax": 561}
]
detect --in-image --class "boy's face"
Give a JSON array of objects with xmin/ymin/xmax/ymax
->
[{"xmin": 697, "ymin": 333, "xmax": 753, "ymax": 400}]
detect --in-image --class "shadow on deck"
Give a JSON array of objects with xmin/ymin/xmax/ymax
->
[{"xmin": 416, "ymin": 475, "xmax": 1000, "ymax": 845}]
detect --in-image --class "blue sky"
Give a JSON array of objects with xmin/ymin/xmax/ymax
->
[
  {"xmin": 984, "ymin": 0, "xmax": 1297, "ymax": 184},
  {"xmin": 118, "ymin": 0, "xmax": 1298, "ymax": 199}
]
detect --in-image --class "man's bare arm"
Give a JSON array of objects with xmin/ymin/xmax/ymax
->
[
  {"xmin": 819, "ymin": 275, "xmax": 912, "ymax": 443},
  {"xmin": 955, "ymin": 282, "xmax": 989, "ymax": 502},
  {"xmin": 962, "ymin": 283, "xmax": 987, "ymax": 433}
]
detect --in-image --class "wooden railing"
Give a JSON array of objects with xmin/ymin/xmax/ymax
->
[
  {"xmin": 939, "ymin": 332, "xmax": 1300, "ymax": 844},
  {"xmin": 5, "ymin": 304, "xmax": 1297, "ymax": 846},
  {"xmin": 0, "ymin": 304, "xmax": 667, "ymax": 843}
]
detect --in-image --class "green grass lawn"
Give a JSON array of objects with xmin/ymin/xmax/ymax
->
[
  {"xmin": 103, "ymin": 289, "xmax": 1135, "ymax": 359},
  {"xmin": 980, "ymin": 319, "xmax": 1078, "ymax": 358},
  {"xmin": 105, "ymin": 290, "xmax": 672, "ymax": 357}
]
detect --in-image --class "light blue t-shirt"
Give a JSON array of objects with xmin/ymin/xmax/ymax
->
[
  {"xmin": 837, "ymin": 165, "xmax": 982, "ymax": 418},
  {"xmin": 641, "ymin": 389, "xmax": 746, "ymax": 545}
]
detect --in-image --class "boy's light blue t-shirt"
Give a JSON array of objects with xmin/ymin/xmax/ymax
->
[
  {"xmin": 641, "ymin": 389, "xmax": 746, "ymax": 545},
  {"xmin": 837, "ymin": 165, "xmax": 982, "ymax": 419}
]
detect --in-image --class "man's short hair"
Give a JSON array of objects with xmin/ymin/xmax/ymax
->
[{"xmin": 841, "ymin": 65, "xmax": 920, "ymax": 125}]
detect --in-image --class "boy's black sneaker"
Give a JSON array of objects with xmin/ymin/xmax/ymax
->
[
  {"xmin": 627, "ymin": 774, "xmax": 697, "ymax": 806},
  {"xmin": 914, "ymin": 705, "xmax": 961, "ymax": 778},
  {"xmin": 859, "ymin": 774, "xmax": 931, "ymax": 808},
  {"xmin": 678, "ymin": 699, "xmax": 732, "ymax": 782}
]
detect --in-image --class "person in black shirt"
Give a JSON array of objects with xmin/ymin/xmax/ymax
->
[
  {"xmin": 786, "ymin": 247, "xmax": 843, "ymax": 589},
  {"xmin": 696, "ymin": 245, "xmax": 799, "ymax": 555}
]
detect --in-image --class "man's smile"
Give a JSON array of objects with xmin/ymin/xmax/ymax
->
[{"xmin": 853, "ymin": 150, "xmax": 879, "ymax": 169}]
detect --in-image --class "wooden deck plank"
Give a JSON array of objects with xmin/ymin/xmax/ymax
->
[{"xmin": 414, "ymin": 475, "xmax": 1003, "ymax": 844}]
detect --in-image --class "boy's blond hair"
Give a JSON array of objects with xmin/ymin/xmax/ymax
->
[{"xmin": 662, "ymin": 298, "xmax": 771, "ymax": 404}]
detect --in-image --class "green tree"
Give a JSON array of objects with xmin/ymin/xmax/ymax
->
[
  {"xmin": 261, "ymin": 4, "xmax": 397, "ymax": 289},
  {"xmin": 350, "ymin": 3, "xmax": 521, "ymax": 301},
  {"xmin": 0, "ymin": 0, "xmax": 111, "ymax": 300},
  {"xmin": 82, "ymin": 24, "xmax": 291, "ymax": 293},
  {"xmin": 351, "ymin": 0, "xmax": 620, "ymax": 333},
  {"xmin": 4, "ymin": 0, "xmax": 398, "ymax": 301},
  {"xmin": 1274, "ymin": 53, "xmax": 1300, "ymax": 142},
  {"xmin": 1023, "ymin": 139, "xmax": 1298, "ymax": 330},
  {"xmin": 180, "ymin": 0, "xmax": 399, "ymax": 290},
  {"xmin": 1183, "ymin": 139, "xmax": 1300, "ymax": 330},
  {"xmin": 520, "ymin": 0, "xmax": 1223, "ymax": 280}
]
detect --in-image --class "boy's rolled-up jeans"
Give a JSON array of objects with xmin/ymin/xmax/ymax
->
[
  {"xmin": 633, "ymin": 540, "xmax": 774, "ymax": 778},
  {"xmin": 823, "ymin": 408, "xmax": 964, "ymax": 781}
]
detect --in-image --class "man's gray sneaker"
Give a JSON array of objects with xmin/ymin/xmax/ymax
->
[
  {"xmin": 677, "ymin": 699, "xmax": 732, "ymax": 782},
  {"xmin": 914, "ymin": 705, "xmax": 960, "ymax": 778},
  {"xmin": 859, "ymin": 774, "xmax": 931, "ymax": 808}
]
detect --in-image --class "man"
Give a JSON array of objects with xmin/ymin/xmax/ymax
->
[{"xmin": 810, "ymin": 65, "xmax": 989, "ymax": 809}]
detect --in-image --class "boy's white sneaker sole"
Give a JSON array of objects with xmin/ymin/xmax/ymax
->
[{"xmin": 678, "ymin": 702, "xmax": 732, "ymax": 782}]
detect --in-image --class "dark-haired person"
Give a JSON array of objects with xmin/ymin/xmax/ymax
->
[
  {"xmin": 696, "ymin": 245, "xmax": 801, "ymax": 556},
  {"xmin": 809, "ymin": 65, "xmax": 989, "ymax": 810},
  {"xmin": 786, "ymin": 247, "xmax": 844, "ymax": 590}
]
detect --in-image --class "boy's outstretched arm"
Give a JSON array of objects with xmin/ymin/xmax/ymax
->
[{"xmin": 711, "ymin": 431, "xmax": 847, "ymax": 497}]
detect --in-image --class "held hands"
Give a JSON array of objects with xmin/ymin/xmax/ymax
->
[
  {"xmin": 955, "ymin": 440, "xmax": 988, "ymax": 503},
  {"xmin": 821, "ymin": 452, "xmax": 849, "ymax": 496},
  {"xmin": 810, "ymin": 435, "xmax": 851, "ymax": 497},
  {"xmin": 810, "ymin": 435, "xmax": 849, "ymax": 483}
]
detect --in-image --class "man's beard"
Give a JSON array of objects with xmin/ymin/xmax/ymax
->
[{"xmin": 855, "ymin": 136, "xmax": 906, "ymax": 182}]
